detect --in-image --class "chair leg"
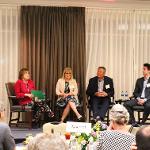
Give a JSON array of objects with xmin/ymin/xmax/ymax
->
[
  {"xmin": 17, "ymin": 112, "xmax": 20, "ymax": 123},
  {"xmin": 29, "ymin": 111, "xmax": 32, "ymax": 129},
  {"xmin": 9, "ymin": 112, "xmax": 12, "ymax": 126},
  {"xmin": 138, "ymin": 111, "xmax": 140, "ymax": 123},
  {"xmin": 107, "ymin": 110, "xmax": 109, "ymax": 125}
]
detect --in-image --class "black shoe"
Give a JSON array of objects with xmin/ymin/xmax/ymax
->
[
  {"xmin": 77, "ymin": 116, "xmax": 84, "ymax": 122},
  {"xmin": 90, "ymin": 118, "xmax": 96, "ymax": 124},
  {"xmin": 96, "ymin": 116, "xmax": 101, "ymax": 122},
  {"xmin": 32, "ymin": 121, "xmax": 39, "ymax": 129},
  {"xmin": 132, "ymin": 122, "xmax": 140, "ymax": 127}
]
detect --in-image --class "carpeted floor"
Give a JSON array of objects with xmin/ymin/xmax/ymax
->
[{"xmin": 11, "ymin": 128, "xmax": 42, "ymax": 144}]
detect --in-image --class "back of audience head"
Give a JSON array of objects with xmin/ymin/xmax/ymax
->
[
  {"xmin": 27, "ymin": 133, "xmax": 69, "ymax": 150},
  {"xmin": 110, "ymin": 104, "xmax": 129, "ymax": 126},
  {"xmin": 136, "ymin": 126, "xmax": 150, "ymax": 150}
]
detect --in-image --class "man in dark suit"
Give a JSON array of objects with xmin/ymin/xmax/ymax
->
[
  {"xmin": 124, "ymin": 63, "xmax": 150, "ymax": 125},
  {"xmin": 86, "ymin": 67, "xmax": 114, "ymax": 121}
]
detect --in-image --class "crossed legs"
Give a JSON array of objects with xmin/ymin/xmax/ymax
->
[{"xmin": 61, "ymin": 101, "xmax": 82, "ymax": 122}]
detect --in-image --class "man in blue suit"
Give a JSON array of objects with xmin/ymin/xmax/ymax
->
[{"xmin": 86, "ymin": 67, "xmax": 114, "ymax": 121}]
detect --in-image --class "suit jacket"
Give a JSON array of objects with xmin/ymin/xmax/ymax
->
[
  {"xmin": 133, "ymin": 77, "xmax": 150, "ymax": 101},
  {"xmin": 15, "ymin": 79, "xmax": 35, "ymax": 105},
  {"xmin": 86, "ymin": 76, "xmax": 114, "ymax": 100}
]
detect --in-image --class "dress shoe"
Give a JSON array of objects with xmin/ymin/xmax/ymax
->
[
  {"xmin": 77, "ymin": 116, "xmax": 84, "ymax": 122},
  {"xmin": 131, "ymin": 122, "xmax": 140, "ymax": 127}
]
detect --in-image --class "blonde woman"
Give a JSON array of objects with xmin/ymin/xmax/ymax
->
[{"xmin": 56, "ymin": 67, "xmax": 82, "ymax": 122}]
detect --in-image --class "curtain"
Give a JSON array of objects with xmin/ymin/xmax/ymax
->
[
  {"xmin": 0, "ymin": 6, "xmax": 19, "ymax": 120},
  {"xmin": 20, "ymin": 6, "xmax": 86, "ymax": 115},
  {"xmin": 133, "ymin": 10, "xmax": 150, "ymax": 80},
  {"xmin": 86, "ymin": 8, "xmax": 150, "ymax": 99}
]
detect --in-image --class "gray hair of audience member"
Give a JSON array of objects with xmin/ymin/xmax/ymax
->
[
  {"xmin": 27, "ymin": 133, "xmax": 69, "ymax": 150},
  {"xmin": 110, "ymin": 104, "xmax": 129, "ymax": 125}
]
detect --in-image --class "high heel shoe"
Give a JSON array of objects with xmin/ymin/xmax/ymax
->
[{"xmin": 77, "ymin": 116, "xmax": 84, "ymax": 122}]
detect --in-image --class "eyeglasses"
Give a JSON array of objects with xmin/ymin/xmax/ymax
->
[{"xmin": 65, "ymin": 72, "xmax": 71, "ymax": 74}]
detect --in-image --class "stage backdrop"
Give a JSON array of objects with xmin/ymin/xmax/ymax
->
[{"xmin": 20, "ymin": 6, "xmax": 86, "ymax": 117}]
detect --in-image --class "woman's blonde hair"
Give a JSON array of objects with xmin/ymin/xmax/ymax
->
[
  {"xmin": 62, "ymin": 67, "xmax": 73, "ymax": 79},
  {"xmin": 110, "ymin": 104, "xmax": 129, "ymax": 125},
  {"xmin": 27, "ymin": 133, "xmax": 68, "ymax": 150}
]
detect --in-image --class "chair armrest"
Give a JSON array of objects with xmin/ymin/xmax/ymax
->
[
  {"xmin": 8, "ymin": 96, "xmax": 17, "ymax": 99},
  {"xmin": 129, "ymin": 96, "xmax": 135, "ymax": 100}
]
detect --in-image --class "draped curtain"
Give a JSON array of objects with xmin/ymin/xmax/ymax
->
[
  {"xmin": 86, "ymin": 8, "xmax": 150, "ymax": 99},
  {"xmin": 20, "ymin": 6, "xmax": 86, "ymax": 114},
  {"xmin": 0, "ymin": 6, "xmax": 19, "ymax": 120}
]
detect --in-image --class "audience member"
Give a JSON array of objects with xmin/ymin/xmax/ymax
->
[
  {"xmin": 97, "ymin": 104, "xmax": 135, "ymax": 150},
  {"xmin": 0, "ymin": 102, "xmax": 15, "ymax": 150},
  {"xmin": 27, "ymin": 133, "xmax": 68, "ymax": 150}
]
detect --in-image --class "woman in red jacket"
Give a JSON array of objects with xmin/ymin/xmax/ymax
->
[{"xmin": 15, "ymin": 68, "xmax": 54, "ymax": 124}]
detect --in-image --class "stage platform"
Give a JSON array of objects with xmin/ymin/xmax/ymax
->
[{"xmin": 11, "ymin": 128, "xmax": 42, "ymax": 144}]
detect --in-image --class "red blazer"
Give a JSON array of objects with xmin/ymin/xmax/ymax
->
[{"xmin": 14, "ymin": 79, "xmax": 35, "ymax": 105}]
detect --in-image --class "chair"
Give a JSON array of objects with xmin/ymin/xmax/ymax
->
[
  {"xmin": 5, "ymin": 82, "xmax": 33, "ymax": 128},
  {"xmin": 88, "ymin": 97, "xmax": 115, "ymax": 125},
  {"xmin": 129, "ymin": 96, "xmax": 150, "ymax": 123}
]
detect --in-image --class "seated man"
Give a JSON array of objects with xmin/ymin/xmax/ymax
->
[
  {"xmin": 86, "ymin": 66, "xmax": 114, "ymax": 121},
  {"xmin": 124, "ymin": 63, "xmax": 150, "ymax": 125},
  {"xmin": 0, "ymin": 102, "xmax": 15, "ymax": 150}
]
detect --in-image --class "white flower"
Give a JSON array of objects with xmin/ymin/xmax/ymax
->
[
  {"xmin": 81, "ymin": 140, "xmax": 87, "ymax": 145},
  {"xmin": 75, "ymin": 133, "xmax": 81, "ymax": 137},
  {"xmin": 88, "ymin": 137, "xmax": 94, "ymax": 143}
]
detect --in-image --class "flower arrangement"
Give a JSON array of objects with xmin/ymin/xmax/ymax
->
[
  {"xmin": 23, "ymin": 134, "xmax": 33, "ymax": 145},
  {"xmin": 74, "ymin": 121, "xmax": 107, "ymax": 150}
]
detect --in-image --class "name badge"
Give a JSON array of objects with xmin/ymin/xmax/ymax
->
[
  {"xmin": 147, "ymin": 83, "xmax": 150, "ymax": 88},
  {"xmin": 106, "ymin": 84, "xmax": 110, "ymax": 89},
  {"xmin": 66, "ymin": 122, "xmax": 91, "ymax": 133}
]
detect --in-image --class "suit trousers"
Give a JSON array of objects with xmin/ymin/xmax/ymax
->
[
  {"xmin": 91, "ymin": 97, "xmax": 109, "ymax": 120},
  {"xmin": 124, "ymin": 99, "xmax": 150, "ymax": 123}
]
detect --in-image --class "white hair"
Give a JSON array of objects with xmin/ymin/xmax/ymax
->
[
  {"xmin": 110, "ymin": 104, "xmax": 129, "ymax": 125},
  {"xmin": 27, "ymin": 133, "xmax": 69, "ymax": 150}
]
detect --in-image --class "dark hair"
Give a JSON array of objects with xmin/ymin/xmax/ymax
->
[
  {"xmin": 18, "ymin": 68, "xmax": 29, "ymax": 79},
  {"xmin": 136, "ymin": 126, "xmax": 150, "ymax": 150},
  {"xmin": 98, "ymin": 66, "xmax": 106, "ymax": 72},
  {"xmin": 143, "ymin": 63, "xmax": 150, "ymax": 71}
]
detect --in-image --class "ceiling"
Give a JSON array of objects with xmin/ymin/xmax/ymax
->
[{"xmin": 0, "ymin": 0, "xmax": 150, "ymax": 9}]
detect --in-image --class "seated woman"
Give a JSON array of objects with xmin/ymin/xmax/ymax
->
[
  {"xmin": 97, "ymin": 104, "xmax": 135, "ymax": 150},
  {"xmin": 56, "ymin": 67, "xmax": 82, "ymax": 122},
  {"xmin": 0, "ymin": 102, "xmax": 15, "ymax": 150},
  {"xmin": 15, "ymin": 68, "xmax": 54, "ymax": 125}
]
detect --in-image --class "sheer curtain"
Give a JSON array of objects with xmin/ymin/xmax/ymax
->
[
  {"xmin": 86, "ymin": 8, "xmax": 150, "ymax": 99},
  {"xmin": 133, "ymin": 10, "xmax": 150, "ymax": 80},
  {"xmin": 0, "ymin": 6, "xmax": 19, "ymax": 120}
]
